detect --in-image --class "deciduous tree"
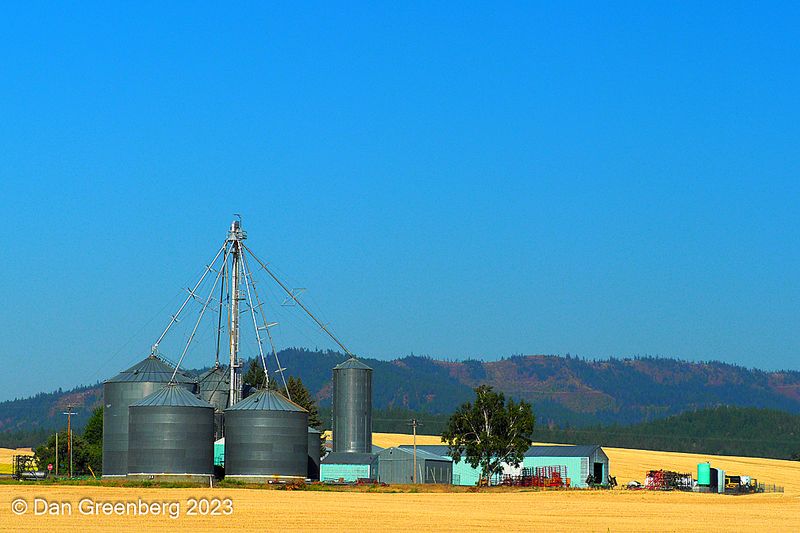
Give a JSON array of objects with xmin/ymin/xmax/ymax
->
[{"xmin": 442, "ymin": 385, "xmax": 534, "ymax": 485}]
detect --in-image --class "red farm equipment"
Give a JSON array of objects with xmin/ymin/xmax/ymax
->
[{"xmin": 501, "ymin": 466, "xmax": 569, "ymax": 488}]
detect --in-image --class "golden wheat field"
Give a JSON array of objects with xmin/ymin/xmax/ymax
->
[
  {"xmin": 0, "ymin": 435, "xmax": 799, "ymax": 532},
  {"xmin": 0, "ymin": 448, "xmax": 32, "ymax": 475},
  {"xmin": 0, "ymin": 484, "xmax": 798, "ymax": 532}
]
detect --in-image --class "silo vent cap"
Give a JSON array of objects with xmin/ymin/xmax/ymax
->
[{"xmin": 333, "ymin": 357, "xmax": 372, "ymax": 371}]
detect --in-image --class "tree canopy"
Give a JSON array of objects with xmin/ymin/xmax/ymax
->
[
  {"xmin": 243, "ymin": 359, "xmax": 267, "ymax": 389},
  {"xmin": 442, "ymin": 385, "xmax": 534, "ymax": 484},
  {"xmin": 287, "ymin": 376, "xmax": 322, "ymax": 428},
  {"xmin": 34, "ymin": 407, "xmax": 104, "ymax": 477},
  {"xmin": 286, "ymin": 376, "xmax": 324, "ymax": 457}
]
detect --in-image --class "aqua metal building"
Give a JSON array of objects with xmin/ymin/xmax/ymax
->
[
  {"xmin": 399, "ymin": 445, "xmax": 514, "ymax": 486},
  {"xmin": 399, "ymin": 444, "xmax": 610, "ymax": 487},
  {"xmin": 523, "ymin": 445, "xmax": 609, "ymax": 488},
  {"xmin": 320, "ymin": 452, "xmax": 378, "ymax": 482}
]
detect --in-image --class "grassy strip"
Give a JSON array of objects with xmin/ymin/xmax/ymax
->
[{"xmin": 0, "ymin": 477, "xmax": 587, "ymax": 493}]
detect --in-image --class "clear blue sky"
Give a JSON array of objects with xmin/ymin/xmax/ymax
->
[{"xmin": 1, "ymin": 3, "xmax": 798, "ymax": 401}]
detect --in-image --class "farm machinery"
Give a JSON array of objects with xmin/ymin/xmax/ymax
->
[
  {"xmin": 501, "ymin": 466, "xmax": 570, "ymax": 488},
  {"xmin": 644, "ymin": 470, "xmax": 693, "ymax": 491}
]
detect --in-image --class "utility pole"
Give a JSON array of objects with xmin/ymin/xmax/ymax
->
[
  {"xmin": 62, "ymin": 405, "xmax": 76, "ymax": 478},
  {"xmin": 409, "ymin": 419, "xmax": 422, "ymax": 484},
  {"xmin": 54, "ymin": 432, "xmax": 58, "ymax": 477}
]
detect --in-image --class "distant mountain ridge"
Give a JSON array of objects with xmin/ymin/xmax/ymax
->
[{"xmin": 2, "ymin": 349, "xmax": 800, "ymax": 441}]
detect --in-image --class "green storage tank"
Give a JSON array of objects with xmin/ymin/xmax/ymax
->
[
  {"xmin": 698, "ymin": 462, "xmax": 711, "ymax": 486},
  {"xmin": 214, "ymin": 438, "xmax": 225, "ymax": 467}
]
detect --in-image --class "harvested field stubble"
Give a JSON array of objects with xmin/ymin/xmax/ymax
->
[
  {"xmin": 0, "ymin": 485, "xmax": 798, "ymax": 532},
  {"xmin": 3, "ymin": 437, "xmax": 800, "ymax": 531}
]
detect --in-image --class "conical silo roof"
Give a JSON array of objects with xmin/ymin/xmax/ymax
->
[
  {"xmin": 131, "ymin": 383, "xmax": 213, "ymax": 408},
  {"xmin": 198, "ymin": 364, "xmax": 229, "ymax": 389},
  {"xmin": 105, "ymin": 355, "xmax": 197, "ymax": 384},
  {"xmin": 226, "ymin": 389, "xmax": 307, "ymax": 412},
  {"xmin": 333, "ymin": 357, "xmax": 372, "ymax": 371}
]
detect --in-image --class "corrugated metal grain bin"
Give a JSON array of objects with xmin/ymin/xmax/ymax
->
[
  {"xmin": 224, "ymin": 389, "xmax": 309, "ymax": 482},
  {"xmin": 198, "ymin": 364, "xmax": 229, "ymax": 439},
  {"xmin": 332, "ymin": 357, "xmax": 372, "ymax": 453},
  {"xmin": 127, "ymin": 383, "xmax": 214, "ymax": 482},
  {"xmin": 102, "ymin": 355, "xmax": 197, "ymax": 477}
]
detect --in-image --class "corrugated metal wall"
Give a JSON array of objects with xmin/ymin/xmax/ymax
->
[
  {"xmin": 224, "ymin": 409, "xmax": 308, "ymax": 478},
  {"xmin": 127, "ymin": 405, "xmax": 214, "ymax": 475},
  {"xmin": 590, "ymin": 448, "xmax": 609, "ymax": 483},
  {"xmin": 524, "ymin": 456, "xmax": 585, "ymax": 487},
  {"xmin": 377, "ymin": 450, "xmax": 452, "ymax": 484},
  {"xmin": 377, "ymin": 453, "xmax": 414, "ymax": 484},
  {"xmin": 451, "ymin": 460, "xmax": 522, "ymax": 486},
  {"xmin": 424, "ymin": 460, "xmax": 452, "ymax": 484},
  {"xmin": 307, "ymin": 428, "xmax": 322, "ymax": 480},
  {"xmin": 214, "ymin": 440, "xmax": 225, "ymax": 467},
  {"xmin": 452, "ymin": 460, "xmax": 480, "ymax": 486},
  {"xmin": 332, "ymin": 362, "xmax": 372, "ymax": 453},
  {"xmin": 320, "ymin": 463, "xmax": 371, "ymax": 482}
]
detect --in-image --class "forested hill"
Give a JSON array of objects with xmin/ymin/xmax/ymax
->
[
  {"xmin": 536, "ymin": 406, "xmax": 800, "ymax": 460},
  {"xmin": 361, "ymin": 406, "xmax": 800, "ymax": 460},
  {"xmin": 278, "ymin": 349, "xmax": 800, "ymax": 426},
  {"xmin": 2, "ymin": 349, "xmax": 800, "ymax": 446}
]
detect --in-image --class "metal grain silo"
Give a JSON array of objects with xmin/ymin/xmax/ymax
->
[
  {"xmin": 307, "ymin": 427, "xmax": 322, "ymax": 480},
  {"xmin": 198, "ymin": 363, "xmax": 229, "ymax": 439},
  {"xmin": 332, "ymin": 357, "xmax": 372, "ymax": 453},
  {"xmin": 102, "ymin": 355, "xmax": 197, "ymax": 477},
  {"xmin": 127, "ymin": 383, "xmax": 214, "ymax": 482},
  {"xmin": 224, "ymin": 389, "xmax": 309, "ymax": 482}
]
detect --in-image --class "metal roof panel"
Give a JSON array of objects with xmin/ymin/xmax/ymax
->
[
  {"xmin": 523, "ymin": 445, "xmax": 602, "ymax": 458},
  {"xmin": 333, "ymin": 357, "xmax": 373, "ymax": 371},
  {"xmin": 105, "ymin": 355, "xmax": 197, "ymax": 384},
  {"xmin": 130, "ymin": 383, "xmax": 213, "ymax": 408},
  {"xmin": 321, "ymin": 452, "xmax": 377, "ymax": 465},
  {"xmin": 226, "ymin": 389, "xmax": 308, "ymax": 412}
]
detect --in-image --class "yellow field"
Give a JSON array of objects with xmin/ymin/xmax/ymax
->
[
  {"xmin": 325, "ymin": 431, "xmax": 566, "ymax": 449},
  {"xmin": 0, "ymin": 448, "xmax": 33, "ymax": 475},
  {"xmin": 0, "ymin": 485, "xmax": 797, "ymax": 532},
  {"xmin": 0, "ymin": 435, "xmax": 798, "ymax": 531},
  {"xmin": 607, "ymin": 446, "xmax": 800, "ymax": 494}
]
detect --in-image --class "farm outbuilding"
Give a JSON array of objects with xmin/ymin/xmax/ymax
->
[
  {"xmin": 376, "ymin": 447, "xmax": 452, "ymax": 485},
  {"xmin": 398, "ymin": 445, "xmax": 522, "ymax": 486},
  {"xmin": 523, "ymin": 445, "xmax": 609, "ymax": 488},
  {"xmin": 320, "ymin": 452, "xmax": 378, "ymax": 482}
]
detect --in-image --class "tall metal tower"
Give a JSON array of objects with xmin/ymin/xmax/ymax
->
[
  {"xmin": 227, "ymin": 218, "xmax": 246, "ymax": 407},
  {"xmin": 151, "ymin": 216, "xmax": 356, "ymax": 413}
]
